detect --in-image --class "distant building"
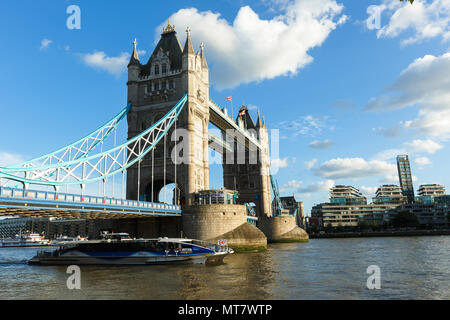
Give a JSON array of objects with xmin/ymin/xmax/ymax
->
[
  {"xmin": 418, "ymin": 184, "xmax": 445, "ymax": 197},
  {"xmin": 330, "ymin": 185, "xmax": 367, "ymax": 205},
  {"xmin": 397, "ymin": 155, "xmax": 415, "ymax": 203},
  {"xmin": 373, "ymin": 185, "xmax": 408, "ymax": 205},
  {"xmin": 278, "ymin": 196, "xmax": 305, "ymax": 228}
]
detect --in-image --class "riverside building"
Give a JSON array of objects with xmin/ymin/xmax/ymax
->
[{"xmin": 397, "ymin": 155, "xmax": 415, "ymax": 203}]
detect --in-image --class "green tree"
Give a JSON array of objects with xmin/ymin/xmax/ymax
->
[
  {"xmin": 400, "ymin": 0, "xmax": 414, "ymax": 3},
  {"xmin": 391, "ymin": 211, "xmax": 419, "ymax": 228},
  {"xmin": 324, "ymin": 223, "xmax": 333, "ymax": 233}
]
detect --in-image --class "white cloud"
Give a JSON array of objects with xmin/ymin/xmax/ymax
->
[
  {"xmin": 313, "ymin": 157, "xmax": 397, "ymax": 180},
  {"xmin": 271, "ymin": 157, "xmax": 289, "ymax": 172},
  {"xmin": 164, "ymin": 0, "xmax": 347, "ymax": 89},
  {"xmin": 279, "ymin": 114, "xmax": 332, "ymax": 139},
  {"xmin": 280, "ymin": 179, "xmax": 334, "ymax": 194},
  {"xmin": 0, "ymin": 152, "xmax": 26, "ymax": 167},
  {"xmin": 414, "ymin": 156, "xmax": 431, "ymax": 165},
  {"xmin": 365, "ymin": 52, "xmax": 450, "ymax": 139},
  {"xmin": 360, "ymin": 186, "xmax": 378, "ymax": 197},
  {"xmin": 309, "ymin": 139, "xmax": 334, "ymax": 149},
  {"xmin": 369, "ymin": 0, "xmax": 450, "ymax": 46},
  {"xmin": 372, "ymin": 139, "xmax": 443, "ymax": 161},
  {"xmin": 305, "ymin": 158, "xmax": 318, "ymax": 169},
  {"xmin": 40, "ymin": 38, "xmax": 52, "ymax": 50},
  {"xmin": 82, "ymin": 51, "xmax": 130, "ymax": 76},
  {"xmin": 403, "ymin": 139, "xmax": 443, "ymax": 154}
]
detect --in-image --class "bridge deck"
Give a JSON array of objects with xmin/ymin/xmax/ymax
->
[{"xmin": 0, "ymin": 187, "xmax": 181, "ymax": 219}]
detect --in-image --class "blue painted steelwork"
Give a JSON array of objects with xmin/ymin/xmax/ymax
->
[
  {"xmin": 0, "ymin": 94, "xmax": 187, "ymax": 187},
  {"xmin": 1, "ymin": 103, "xmax": 130, "ymax": 172},
  {"xmin": 271, "ymin": 175, "xmax": 284, "ymax": 216},
  {"xmin": 0, "ymin": 186, "xmax": 181, "ymax": 216},
  {"xmin": 247, "ymin": 216, "xmax": 258, "ymax": 226}
]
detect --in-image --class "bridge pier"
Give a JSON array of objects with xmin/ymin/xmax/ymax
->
[
  {"xmin": 182, "ymin": 204, "xmax": 267, "ymax": 252},
  {"xmin": 257, "ymin": 216, "xmax": 309, "ymax": 243}
]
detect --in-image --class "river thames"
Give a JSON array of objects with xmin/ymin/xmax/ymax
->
[{"xmin": 0, "ymin": 236, "xmax": 449, "ymax": 300}]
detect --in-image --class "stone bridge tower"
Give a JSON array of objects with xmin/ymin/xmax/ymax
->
[
  {"xmin": 126, "ymin": 22, "xmax": 210, "ymax": 205},
  {"xmin": 222, "ymin": 107, "xmax": 272, "ymax": 217}
]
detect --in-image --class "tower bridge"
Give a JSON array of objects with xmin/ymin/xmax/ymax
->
[{"xmin": 0, "ymin": 21, "xmax": 308, "ymax": 247}]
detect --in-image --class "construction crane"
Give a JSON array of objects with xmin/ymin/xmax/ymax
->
[{"xmin": 270, "ymin": 175, "xmax": 284, "ymax": 216}]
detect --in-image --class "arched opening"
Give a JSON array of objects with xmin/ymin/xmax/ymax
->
[{"xmin": 143, "ymin": 180, "xmax": 181, "ymax": 205}]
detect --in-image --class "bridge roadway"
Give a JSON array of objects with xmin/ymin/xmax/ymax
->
[{"xmin": 0, "ymin": 186, "xmax": 181, "ymax": 219}]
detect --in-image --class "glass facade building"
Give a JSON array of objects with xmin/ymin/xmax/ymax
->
[{"xmin": 397, "ymin": 155, "xmax": 415, "ymax": 203}]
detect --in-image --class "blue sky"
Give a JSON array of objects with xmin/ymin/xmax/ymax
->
[{"xmin": 0, "ymin": 0, "xmax": 449, "ymax": 215}]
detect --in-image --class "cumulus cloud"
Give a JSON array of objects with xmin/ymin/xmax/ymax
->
[
  {"xmin": 163, "ymin": 0, "xmax": 347, "ymax": 89},
  {"xmin": 82, "ymin": 51, "xmax": 130, "ymax": 76},
  {"xmin": 360, "ymin": 186, "xmax": 378, "ymax": 197},
  {"xmin": 313, "ymin": 157, "xmax": 397, "ymax": 180},
  {"xmin": 368, "ymin": 0, "xmax": 450, "ymax": 45},
  {"xmin": 372, "ymin": 139, "xmax": 443, "ymax": 161},
  {"xmin": 309, "ymin": 139, "xmax": 334, "ymax": 149},
  {"xmin": 40, "ymin": 38, "xmax": 52, "ymax": 50},
  {"xmin": 365, "ymin": 52, "xmax": 450, "ymax": 139},
  {"xmin": 280, "ymin": 179, "xmax": 334, "ymax": 194},
  {"xmin": 271, "ymin": 157, "xmax": 289, "ymax": 172},
  {"xmin": 414, "ymin": 156, "xmax": 431, "ymax": 166}
]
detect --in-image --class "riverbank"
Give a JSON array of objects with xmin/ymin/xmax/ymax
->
[{"xmin": 309, "ymin": 229, "xmax": 450, "ymax": 239}]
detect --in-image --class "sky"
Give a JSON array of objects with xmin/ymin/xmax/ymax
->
[{"xmin": 0, "ymin": 0, "xmax": 450, "ymax": 215}]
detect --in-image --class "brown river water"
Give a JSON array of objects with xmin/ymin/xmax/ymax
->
[{"xmin": 0, "ymin": 236, "xmax": 449, "ymax": 300}]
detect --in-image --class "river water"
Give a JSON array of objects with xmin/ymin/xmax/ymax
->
[{"xmin": 0, "ymin": 236, "xmax": 449, "ymax": 300}]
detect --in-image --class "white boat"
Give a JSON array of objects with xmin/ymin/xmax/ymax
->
[
  {"xmin": 50, "ymin": 235, "xmax": 88, "ymax": 245},
  {"xmin": 0, "ymin": 231, "xmax": 50, "ymax": 248},
  {"xmin": 28, "ymin": 232, "xmax": 234, "ymax": 265}
]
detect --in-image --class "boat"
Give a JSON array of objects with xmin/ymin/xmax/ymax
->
[
  {"xmin": 0, "ymin": 231, "xmax": 50, "ymax": 248},
  {"xmin": 28, "ymin": 232, "xmax": 234, "ymax": 265},
  {"xmin": 50, "ymin": 235, "xmax": 88, "ymax": 245}
]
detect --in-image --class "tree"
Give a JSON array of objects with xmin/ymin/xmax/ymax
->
[
  {"xmin": 400, "ymin": 0, "xmax": 414, "ymax": 3},
  {"xmin": 391, "ymin": 211, "xmax": 419, "ymax": 228},
  {"xmin": 324, "ymin": 223, "xmax": 333, "ymax": 233}
]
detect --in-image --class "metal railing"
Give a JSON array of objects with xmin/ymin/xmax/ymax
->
[{"xmin": 0, "ymin": 186, "xmax": 181, "ymax": 212}]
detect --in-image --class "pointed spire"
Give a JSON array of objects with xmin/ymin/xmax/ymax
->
[
  {"xmin": 256, "ymin": 111, "xmax": 262, "ymax": 128},
  {"xmin": 128, "ymin": 38, "xmax": 140, "ymax": 67},
  {"xmin": 183, "ymin": 26, "xmax": 194, "ymax": 55},
  {"xmin": 200, "ymin": 42, "xmax": 208, "ymax": 69},
  {"xmin": 262, "ymin": 116, "xmax": 266, "ymax": 128}
]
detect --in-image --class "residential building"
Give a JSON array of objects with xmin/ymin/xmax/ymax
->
[
  {"xmin": 397, "ymin": 155, "xmax": 415, "ymax": 203},
  {"xmin": 418, "ymin": 184, "xmax": 445, "ymax": 197},
  {"xmin": 330, "ymin": 185, "xmax": 367, "ymax": 205},
  {"xmin": 373, "ymin": 185, "xmax": 407, "ymax": 205}
]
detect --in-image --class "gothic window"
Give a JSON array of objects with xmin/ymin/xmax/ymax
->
[
  {"xmin": 154, "ymin": 64, "xmax": 159, "ymax": 75},
  {"xmin": 162, "ymin": 63, "xmax": 167, "ymax": 74},
  {"xmin": 169, "ymin": 79, "xmax": 175, "ymax": 89}
]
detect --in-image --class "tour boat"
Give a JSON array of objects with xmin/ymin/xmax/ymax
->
[
  {"xmin": 0, "ymin": 232, "xmax": 50, "ymax": 248},
  {"xmin": 28, "ymin": 232, "xmax": 234, "ymax": 265},
  {"xmin": 50, "ymin": 235, "xmax": 88, "ymax": 245}
]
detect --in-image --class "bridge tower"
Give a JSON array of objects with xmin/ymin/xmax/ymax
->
[
  {"xmin": 222, "ymin": 107, "xmax": 273, "ymax": 217},
  {"xmin": 126, "ymin": 22, "xmax": 210, "ymax": 205}
]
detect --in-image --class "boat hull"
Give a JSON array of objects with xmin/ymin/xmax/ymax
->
[{"xmin": 28, "ymin": 252, "xmax": 225, "ymax": 265}]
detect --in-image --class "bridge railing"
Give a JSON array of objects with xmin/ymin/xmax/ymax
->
[{"xmin": 0, "ymin": 186, "xmax": 181, "ymax": 212}]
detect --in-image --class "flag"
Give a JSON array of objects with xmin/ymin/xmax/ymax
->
[{"xmin": 226, "ymin": 96, "xmax": 232, "ymax": 102}]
